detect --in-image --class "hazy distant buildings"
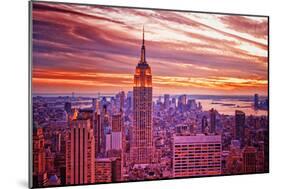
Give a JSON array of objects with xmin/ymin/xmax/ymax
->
[
  {"xmin": 65, "ymin": 118, "xmax": 95, "ymax": 185},
  {"xmin": 64, "ymin": 102, "xmax": 72, "ymax": 114},
  {"xmin": 187, "ymin": 99, "xmax": 197, "ymax": 110},
  {"xmin": 131, "ymin": 28, "xmax": 153, "ymax": 164},
  {"xmin": 254, "ymin": 94, "xmax": 259, "ymax": 108},
  {"xmin": 173, "ymin": 134, "xmax": 222, "ymax": 177}
]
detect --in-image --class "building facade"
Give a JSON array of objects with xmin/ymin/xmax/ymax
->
[
  {"xmin": 173, "ymin": 134, "xmax": 222, "ymax": 177},
  {"xmin": 65, "ymin": 119, "xmax": 95, "ymax": 185}
]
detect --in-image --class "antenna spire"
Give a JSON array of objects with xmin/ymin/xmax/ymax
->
[
  {"xmin": 142, "ymin": 25, "xmax": 145, "ymax": 46},
  {"xmin": 140, "ymin": 25, "xmax": 146, "ymax": 63}
]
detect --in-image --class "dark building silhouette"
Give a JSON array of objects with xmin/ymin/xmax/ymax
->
[
  {"xmin": 201, "ymin": 116, "xmax": 208, "ymax": 133},
  {"xmin": 210, "ymin": 108, "xmax": 216, "ymax": 133},
  {"xmin": 235, "ymin": 110, "xmax": 246, "ymax": 145}
]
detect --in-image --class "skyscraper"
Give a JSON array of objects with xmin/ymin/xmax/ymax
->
[
  {"xmin": 235, "ymin": 110, "xmax": 246, "ymax": 144},
  {"xmin": 210, "ymin": 108, "xmax": 216, "ymax": 133},
  {"xmin": 65, "ymin": 118, "xmax": 95, "ymax": 185},
  {"xmin": 111, "ymin": 113, "xmax": 123, "ymax": 150},
  {"xmin": 173, "ymin": 134, "xmax": 222, "ymax": 177},
  {"xmin": 164, "ymin": 94, "xmax": 170, "ymax": 109},
  {"xmin": 94, "ymin": 110, "xmax": 102, "ymax": 156},
  {"xmin": 254, "ymin": 94, "xmax": 259, "ymax": 108},
  {"xmin": 201, "ymin": 116, "xmax": 208, "ymax": 133},
  {"xmin": 178, "ymin": 95, "xmax": 187, "ymax": 111},
  {"xmin": 131, "ymin": 27, "xmax": 153, "ymax": 164},
  {"xmin": 242, "ymin": 146, "xmax": 257, "ymax": 173},
  {"xmin": 33, "ymin": 127, "xmax": 48, "ymax": 187}
]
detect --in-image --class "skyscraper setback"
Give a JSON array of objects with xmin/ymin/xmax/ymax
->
[{"xmin": 131, "ymin": 28, "xmax": 153, "ymax": 164}]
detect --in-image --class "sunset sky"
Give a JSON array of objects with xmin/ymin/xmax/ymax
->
[{"xmin": 32, "ymin": 2, "xmax": 268, "ymax": 96}]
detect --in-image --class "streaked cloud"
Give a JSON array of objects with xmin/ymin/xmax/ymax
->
[{"xmin": 32, "ymin": 2, "xmax": 268, "ymax": 95}]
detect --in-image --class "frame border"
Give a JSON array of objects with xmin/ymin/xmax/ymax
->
[{"xmin": 28, "ymin": 0, "xmax": 270, "ymax": 188}]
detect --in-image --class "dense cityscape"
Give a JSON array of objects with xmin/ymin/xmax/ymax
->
[{"xmin": 32, "ymin": 29, "xmax": 269, "ymax": 187}]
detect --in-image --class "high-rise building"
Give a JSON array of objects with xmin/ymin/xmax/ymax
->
[
  {"xmin": 116, "ymin": 91, "xmax": 125, "ymax": 111},
  {"xmin": 164, "ymin": 94, "xmax": 170, "ymax": 109},
  {"xmin": 92, "ymin": 98, "xmax": 98, "ymax": 112},
  {"xmin": 178, "ymin": 95, "xmax": 187, "ymax": 111},
  {"xmin": 187, "ymin": 99, "xmax": 197, "ymax": 110},
  {"xmin": 254, "ymin": 94, "xmax": 259, "ymax": 108},
  {"xmin": 93, "ymin": 110, "xmax": 102, "ymax": 156},
  {"xmin": 111, "ymin": 114, "xmax": 123, "ymax": 150},
  {"xmin": 33, "ymin": 127, "xmax": 48, "ymax": 187},
  {"xmin": 65, "ymin": 118, "xmax": 95, "ymax": 185},
  {"xmin": 55, "ymin": 132, "xmax": 61, "ymax": 153},
  {"xmin": 242, "ymin": 146, "xmax": 257, "ymax": 173},
  {"xmin": 201, "ymin": 116, "xmax": 208, "ymax": 133},
  {"xmin": 235, "ymin": 110, "xmax": 246, "ymax": 144},
  {"xmin": 131, "ymin": 27, "xmax": 153, "ymax": 164},
  {"xmin": 210, "ymin": 108, "xmax": 216, "ymax": 133},
  {"xmin": 173, "ymin": 134, "xmax": 222, "ymax": 177},
  {"xmin": 126, "ymin": 91, "xmax": 133, "ymax": 111},
  {"xmin": 95, "ymin": 158, "xmax": 112, "ymax": 183}
]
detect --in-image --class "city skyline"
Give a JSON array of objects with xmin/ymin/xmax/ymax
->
[
  {"xmin": 32, "ymin": 2, "xmax": 268, "ymax": 95},
  {"xmin": 31, "ymin": 2, "xmax": 269, "ymax": 188}
]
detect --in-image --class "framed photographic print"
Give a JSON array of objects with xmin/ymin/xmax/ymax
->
[{"xmin": 29, "ymin": 1, "xmax": 269, "ymax": 188}]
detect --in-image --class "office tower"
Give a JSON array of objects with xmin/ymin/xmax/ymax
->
[
  {"xmin": 111, "ymin": 114, "xmax": 123, "ymax": 150},
  {"xmin": 65, "ymin": 118, "xmax": 95, "ymax": 185},
  {"xmin": 254, "ymin": 94, "xmax": 259, "ymax": 108},
  {"xmin": 33, "ymin": 127, "xmax": 48, "ymax": 187},
  {"xmin": 242, "ymin": 146, "xmax": 257, "ymax": 173},
  {"xmin": 93, "ymin": 110, "xmax": 102, "ymax": 155},
  {"xmin": 126, "ymin": 91, "xmax": 133, "ymax": 111},
  {"xmin": 201, "ymin": 116, "xmax": 208, "ymax": 133},
  {"xmin": 55, "ymin": 132, "xmax": 61, "ymax": 153},
  {"xmin": 210, "ymin": 108, "xmax": 216, "ymax": 133},
  {"xmin": 92, "ymin": 98, "xmax": 98, "ymax": 112},
  {"xmin": 187, "ymin": 99, "xmax": 197, "ymax": 110},
  {"xmin": 171, "ymin": 97, "xmax": 176, "ymax": 108},
  {"xmin": 173, "ymin": 134, "xmax": 222, "ymax": 177},
  {"xmin": 102, "ymin": 104, "xmax": 110, "ymax": 153},
  {"xmin": 117, "ymin": 91, "xmax": 125, "ymax": 111},
  {"xmin": 131, "ymin": 27, "xmax": 153, "ymax": 164},
  {"xmin": 178, "ymin": 95, "xmax": 187, "ymax": 111},
  {"xmin": 95, "ymin": 158, "xmax": 112, "ymax": 183},
  {"xmin": 235, "ymin": 110, "xmax": 246, "ymax": 144},
  {"xmin": 164, "ymin": 94, "xmax": 170, "ymax": 109}
]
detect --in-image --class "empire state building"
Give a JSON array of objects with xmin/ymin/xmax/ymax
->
[{"xmin": 131, "ymin": 27, "xmax": 153, "ymax": 164}]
